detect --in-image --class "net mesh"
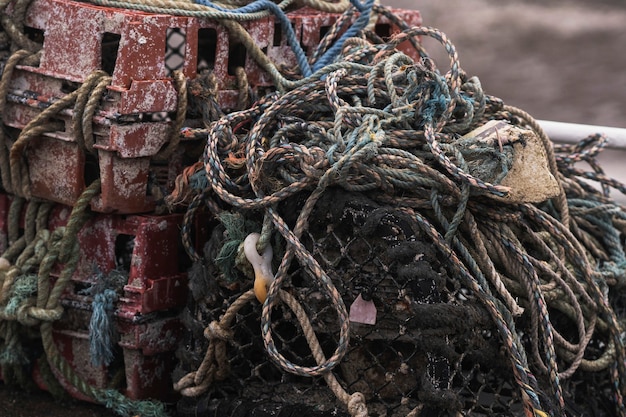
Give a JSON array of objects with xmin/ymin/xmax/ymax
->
[{"xmin": 175, "ymin": 185, "xmax": 620, "ymax": 417}]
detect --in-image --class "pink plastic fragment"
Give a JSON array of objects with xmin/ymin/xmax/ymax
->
[{"xmin": 349, "ymin": 294, "xmax": 377, "ymax": 325}]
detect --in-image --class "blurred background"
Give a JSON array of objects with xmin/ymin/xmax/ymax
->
[
  {"xmin": 404, "ymin": 0, "xmax": 626, "ymax": 189},
  {"xmin": 410, "ymin": 0, "xmax": 626, "ymax": 129}
]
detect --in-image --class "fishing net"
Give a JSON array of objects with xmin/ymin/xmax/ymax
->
[
  {"xmin": 1, "ymin": 0, "xmax": 625, "ymax": 415},
  {"xmin": 172, "ymin": 10, "xmax": 626, "ymax": 417}
]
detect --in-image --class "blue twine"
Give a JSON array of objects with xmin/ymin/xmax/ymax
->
[
  {"xmin": 190, "ymin": 168, "xmax": 209, "ymax": 190},
  {"xmin": 193, "ymin": 0, "xmax": 312, "ymax": 76},
  {"xmin": 89, "ymin": 288, "xmax": 118, "ymax": 367},
  {"xmin": 312, "ymin": 0, "xmax": 375, "ymax": 72},
  {"xmin": 417, "ymin": 77, "xmax": 450, "ymax": 127}
]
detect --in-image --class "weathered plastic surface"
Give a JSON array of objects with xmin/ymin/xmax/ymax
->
[
  {"xmin": 0, "ymin": 193, "xmax": 192, "ymax": 318},
  {"xmin": 0, "ymin": 191, "xmax": 196, "ymax": 399},
  {"xmin": 0, "ymin": 193, "xmax": 191, "ymax": 399},
  {"xmin": 2, "ymin": 0, "xmax": 421, "ymax": 213},
  {"xmin": 46, "ymin": 206, "xmax": 189, "ymax": 319},
  {"xmin": 32, "ymin": 314, "xmax": 183, "ymax": 402}
]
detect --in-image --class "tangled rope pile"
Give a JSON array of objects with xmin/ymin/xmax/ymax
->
[
  {"xmin": 173, "ymin": 15, "xmax": 626, "ymax": 417},
  {"xmin": 2, "ymin": 0, "xmax": 626, "ymax": 415}
]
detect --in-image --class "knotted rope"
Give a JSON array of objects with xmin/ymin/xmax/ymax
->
[
  {"xmin": 174, "ymin": 19, "xmax": 626, "ymax": 417},
  {"xmin": 84, "ymin": 0, "xmax": 365, "ymax": 83},
  {"xmin": 0, "ymin": 49, "xmax": 40, "ymax": 193}
]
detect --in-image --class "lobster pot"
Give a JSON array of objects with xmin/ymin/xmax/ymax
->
[
  {"xmin": 176, "ymin": 188, "xmax": 527, "ymax": 417},
  {"xmin": 0, "ymin": 0, "xmax": 421, "ymax": 213}
]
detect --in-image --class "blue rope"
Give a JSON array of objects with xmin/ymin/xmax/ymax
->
[
  {"xmin": 190, "ymin": 168, "xmax": 209, "ymax": 191},
  {"xmin": 193, "ymin": 0, "xmax": 313, "ymax": 76},
  {"xmin": 312, "ymin": 0, "xmax": 375, "ymax": 72},
  {"xmin": 192, "ymin": 0, "xmax": 375, "ymax": 76},
  {"xmin": 418, "ymin": 77, "xmax": 450, "ymax": 128},
  {"xmin": 89, "ymin": 288, "xmax": 118, "ymax": 367}
]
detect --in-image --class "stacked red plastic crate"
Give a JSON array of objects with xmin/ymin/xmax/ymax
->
[{"xmin": 0, "ymin": 0, "xmax": 421, "ymax": 402}]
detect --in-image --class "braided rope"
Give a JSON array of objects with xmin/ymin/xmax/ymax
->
[
  {"xmin": 175, "ymin": 289, "xmax": 257, "ymax": 396},
  {"xmin": 84, "ymin": 0, "xmax": 361, "ymax": 81},
  {"xmin": 0, "ymin": 49, "xmax": 37, "ymax": 193},
  {"xmin": 171, "ymin": 16, "xmax": 626, "ymax": 415},
  {"xmin": 9, "ymin": 71, "xmax": 111, "ymax": 198}
]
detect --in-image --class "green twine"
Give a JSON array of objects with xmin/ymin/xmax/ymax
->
[
  {"xmin": 94, "ymin": 389, "xmax": 169, "ymax": 417},
  {"xmin": 0, "ymin": 275, "xmax": 38, "ymax": 371},
  {"xmin": 3, "ymin": 273, "xmax": 37, "ymax": 316},
  {"xmin": 214, "ymin": 212, "xmax": 260, "ymax": 282}
]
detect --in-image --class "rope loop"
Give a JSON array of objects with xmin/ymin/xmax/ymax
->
[{"xmin": 26, "ymin": 305, "xmax": 64, "ymax": 322}]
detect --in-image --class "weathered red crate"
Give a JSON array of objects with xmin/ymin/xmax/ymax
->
[
  {"xmin": 45, "ymin": 206, "xmax": 189, "ymax": 319},
  {"xmin": 2, "ymin": 0, "xmax": 421, "ymax": 213},
  {"xmin": 0, "ymin": 194, "xmax": 190, "ymax": 318},
  {"xmin": 0, "ymin": 192, "xmax": 197, "ymax": 399},
  {"xmin": 33, "ymin": 313, "xmax": 183, "ymax": 402}
]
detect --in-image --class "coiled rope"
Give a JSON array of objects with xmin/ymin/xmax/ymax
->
[{"xmin": 173, "ymin": 19, "xmax": 626, "ymax": 417}]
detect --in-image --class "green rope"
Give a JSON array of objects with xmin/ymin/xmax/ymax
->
[
  {"xmin": 174, "ymin": 18, "xmax": 626, "ymax": 416},
  {"xmin": 214, "ymin": 212, "xmax": 260, "ymax": 282}
]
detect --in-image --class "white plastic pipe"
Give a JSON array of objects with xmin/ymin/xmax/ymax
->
[{"xmin": 538, "ymin": 120, "xmax": 626, "ymax": 149}]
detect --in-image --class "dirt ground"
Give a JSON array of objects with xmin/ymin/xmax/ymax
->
[
  {"xmin": 2, "ymin": 0, "xmax": 626, "ymax": 416},
  {"xmin": 0, "ymin": 387, "xmax": 115, "ymax": 417}
]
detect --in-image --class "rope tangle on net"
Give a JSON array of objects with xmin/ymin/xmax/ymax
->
[
  {"xmin": 1, "ymin": 0, "xmax": 624, "ymax": 415},
  {"xmin": 170, "ymin": 18, "xmax": 626, "ymax": 417}
]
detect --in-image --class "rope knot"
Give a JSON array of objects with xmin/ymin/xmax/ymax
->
[
  {"xmin": 16, "ymin": 302, "xmax": 39, "ymax": 326},
  {"xmin": 204, "ymin": 320, "xmax": 233, "ymax": 342},
  {"xmin": 347, "ymin": 392, "xmax": 368, "ymax": 417}
]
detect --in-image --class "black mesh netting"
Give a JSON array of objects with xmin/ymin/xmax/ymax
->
[
  {"xmin": 174, "ymin": 185, "xmax": 625, "ymax": 417},
  {"xmin": 169, "ymin": 14, "xmax": 626, "ymax": 417}
]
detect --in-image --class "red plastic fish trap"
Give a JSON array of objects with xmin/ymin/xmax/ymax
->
[
  {"xmin": 2, "ymin": 0, "xmax": 421, "ymax": 214},
  {"xmin": 0, "ymin": 193, "xmax": 196, "ymax": 318},
  {"xmin": 0, "ymin": 190, "xmax": 207, "ymax": 399},
  {"xmin": 45, "ymin": 207, "xmax": 191, "ymax": 319},
  {"xmin": 32, "ymin": 313, "xmax": 183, "ymax": 402}
]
